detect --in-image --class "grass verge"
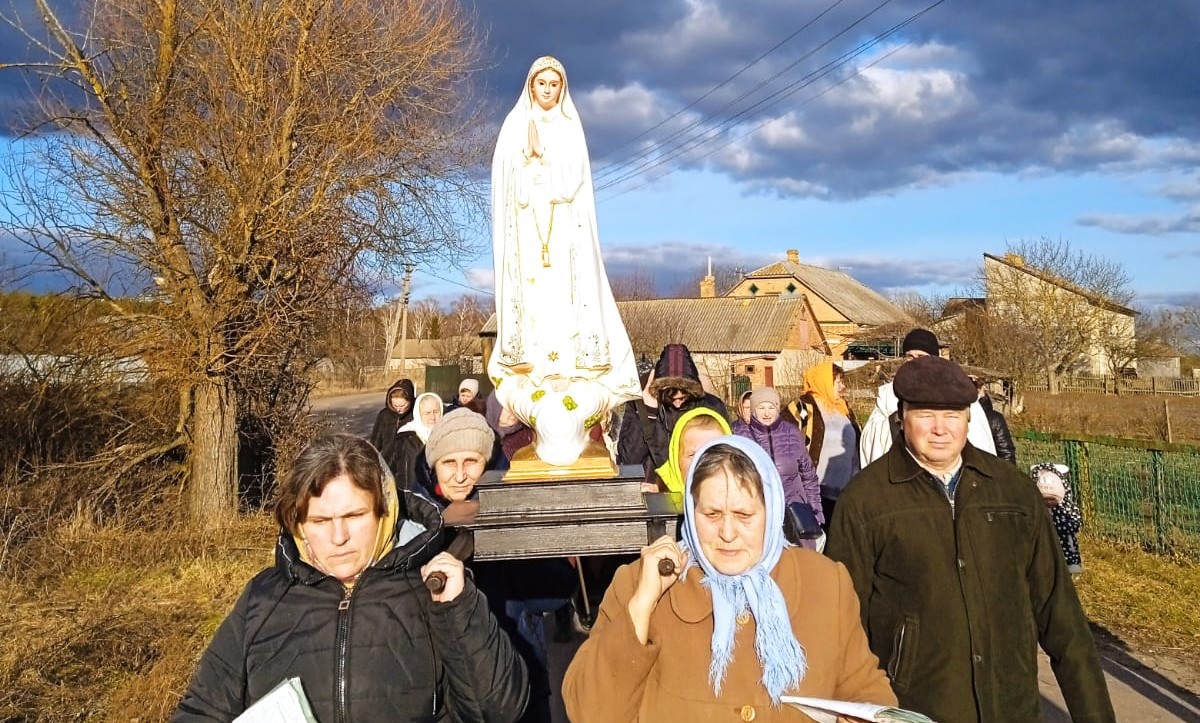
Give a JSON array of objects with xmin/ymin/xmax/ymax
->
[{"xmin": 1075, "ymin": 537, "xmax": 1200, "ymax": 666}]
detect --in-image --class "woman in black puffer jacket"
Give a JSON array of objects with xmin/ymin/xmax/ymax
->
[{"xmin": 173, "ymin": 433, "xmax": 528, "ymax": 723}]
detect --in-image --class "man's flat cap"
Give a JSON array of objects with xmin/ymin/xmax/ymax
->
[{"xmin": 893, "ymin": 355, "xmax": 977, "ymax": 410}]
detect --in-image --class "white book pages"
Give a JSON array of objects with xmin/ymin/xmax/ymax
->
[
  {"xmin": 233, "ymin": 677, "xmax": 318, "ymax": 723},
  {"xmin": 780, "ymin": 696, "xmax": 936, "ymax": 723}
]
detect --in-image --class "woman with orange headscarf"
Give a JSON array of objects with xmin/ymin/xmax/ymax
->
[{"xmin": 794, "ymin": 361, "xmax": 860, "ymax": 529}]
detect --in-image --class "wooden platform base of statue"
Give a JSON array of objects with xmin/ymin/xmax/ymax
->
[
  {"xmin": 442, "ymin": 459, "xmax": 684, "ymax": 561},
  {"xmin": 501, "ymin": 440, "xmax": 618, "ymax": 481}
]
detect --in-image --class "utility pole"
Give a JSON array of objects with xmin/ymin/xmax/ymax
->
[{"xmin": 382, "ymin": 264, "xmax": 415, "ymax": 374}]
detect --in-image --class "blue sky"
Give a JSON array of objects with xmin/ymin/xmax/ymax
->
[
  {"xmin": 421, "ymin": 0, "xmax": 1200, "ymax": 311},
  {"xmin": 3, "ymin": 0, "xmax": 1199, "ymax": 310}
]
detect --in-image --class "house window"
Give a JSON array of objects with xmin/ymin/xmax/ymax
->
[
  {"xmin": 748, "ymin": 283, "xmax": 759, "ymax": 296},
  {"xmin": 786, "ymin": 282, "xmax": 797, "ymax": 294},
  {"xmin": 745, "ymin": 364, "xmax": 756, "ymax": 373}
]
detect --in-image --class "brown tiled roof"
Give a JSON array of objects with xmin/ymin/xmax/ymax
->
[
  {"xmin": 480, "ymin": 296, "xmax": 825, "ymax": 354},
  {"xmin": 736, "ymin": 260, "xmax": 911, "ymax": 326},
  {"xmin": 983, "ymin": 253, "xmax": 1137, "ymax": 316}
]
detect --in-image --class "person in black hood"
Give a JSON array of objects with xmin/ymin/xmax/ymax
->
[
  {"xmin": 617, "ymin": 344, "xmax": 729, "ymax": 486},
  {"xmin": 173, "ymin": 433, "xmax": 528, "ymax": 722},
  {"xmin": 369, "ymin": 378, "xmax": 415, "ymax": 472},
  {"xmin": 971, "ymin": 374, "xmax": 1018, "ymax": 466}
]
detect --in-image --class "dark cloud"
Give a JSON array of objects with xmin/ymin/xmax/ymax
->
[
  {"xmin": 807, "ymin": 254, "xmax": 977, "ymax": 296},
  {"xmin": 1135, "ymin": 290, "xmax": 1200, "ymax": 311},
  {"xmin": 1159, "ymin": 177, "xmax": 1200, "ymax": 202},
  {"xmin": 5, "ymin": 1, "xmax": 1200, "ymax": 203},
  {"xmin": 0, "ymin": 229, "xmax": 72, "ymax": 291},
  {"xmin": 1077, "ymin": 207, "xmax": 1200, "ymax": 236},
  {"xmin": 471, "ymin": 0, "xmax": 1200, "ymax": 200}
]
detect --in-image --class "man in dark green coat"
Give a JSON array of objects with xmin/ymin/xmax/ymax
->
[{"xmin": 826, "ymin": 356, "xmax": 1114, "ymax": 723}]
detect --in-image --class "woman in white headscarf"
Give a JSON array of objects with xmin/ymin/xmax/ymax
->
[
  {"xmin": 488, "ymin": 56, "xmax": 639, "ymax": 400},
  {"xmin": 391, "ymin": 392, "xmax": 443, "ymax": 490}
]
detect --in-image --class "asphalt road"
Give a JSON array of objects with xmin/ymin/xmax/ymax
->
[{"xmin": 310, "ymin": 389, "xmax": 1200, "ymax": 722}]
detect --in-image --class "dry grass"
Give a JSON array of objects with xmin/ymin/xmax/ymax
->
[
  {"xmin": 1075, "ymin": 538, "xmax": 1200, "ymax": 668},
  {"xmin": 0, "ymin": 510, "xmax": 273, "ymax": 721},
  {"xmin": 1015, "ymin": 393, "xmax": 1200, "ymax": 444}
]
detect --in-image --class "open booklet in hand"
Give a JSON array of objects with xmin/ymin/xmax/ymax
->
[
  {"xmin": 781, "ymin": 696, "xmax": 935, "ymax": 723},
  {"xmin": 233, "ymin": 677, "xmax": 318, "ymax": 723}
]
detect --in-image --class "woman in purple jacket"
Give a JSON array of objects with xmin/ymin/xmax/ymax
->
[{"xmin": 735, "ymin": 387, "xmax": 823, "ymax": 528}]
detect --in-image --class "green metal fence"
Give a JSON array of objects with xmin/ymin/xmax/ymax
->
[{"xmin": 1016, "ymin": 431, "xmax": 1200, "ymax": 558}]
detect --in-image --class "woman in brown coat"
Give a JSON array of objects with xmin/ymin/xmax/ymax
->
[{"xmin": 563, "ymin": 436, "xmax": 895, "ymax": 722}]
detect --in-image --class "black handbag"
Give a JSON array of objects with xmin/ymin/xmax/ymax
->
[{"xmin": 783, "ymin": 502, "xmax": 823, "ymax": 543}]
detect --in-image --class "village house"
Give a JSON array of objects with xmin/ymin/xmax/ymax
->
[
  {"xmin": 384, "ymin": 335, "xmax": 483, "ymax": 385},
  {"xmin": 479, "ymin": 289, "xmax": 829, "ymax": 401},
  {"xmin": 982, "ymin": 252, "xmax": 1137, "ymax": 376},
  {"xmin": 938, "ymin": 253, "xmax": 1139, "ymax": 377},
  {"xmin": 723, "ymin": 249, "xmax": 912, "ymax": 357}
]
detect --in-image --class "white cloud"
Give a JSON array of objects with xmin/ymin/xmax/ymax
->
[
  {"xmin": 465, "ymin": 267, "xmax": 495, "ymax": 292},
  {"xmin": 576, "ymin": 83, "xmax": 666, "ymax": 131},
  {"xmin": 840, "ymin": 65, "xmax": 973, "ymax": 124}
]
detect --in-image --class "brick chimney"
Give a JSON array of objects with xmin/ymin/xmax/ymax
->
[
  {"xmin": 699, "ymin": 255, "xmax": 716, "ymax": 298},
  {"xmin": 787, "ymin": 248, "xmax": 799, "ymax": 264}
]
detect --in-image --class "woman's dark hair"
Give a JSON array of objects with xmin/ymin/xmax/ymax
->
[
  {"xmin": 832, "ymin": 364, "xmax": 845, "ymax": 382},
  {"xmin": 274, "ymin": 433, "xmax": 387, "ymax": 534},
  {"xmin": 689, "ymin": 443, "xmax": 764, "ymax": 502}
]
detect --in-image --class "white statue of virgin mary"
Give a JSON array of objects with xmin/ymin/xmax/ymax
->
[{"xmin": 489, "ymin": 56, "xmax": 639, "ymax": 467}]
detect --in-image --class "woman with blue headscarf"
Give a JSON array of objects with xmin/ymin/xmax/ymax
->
[{"xmin": 563, "ymin": 436, "xmax": 895, "ymax": 721}]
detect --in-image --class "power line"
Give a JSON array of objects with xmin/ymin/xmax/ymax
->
[
  {"xmin": 597, "ymin": 17, "xmax": 915, "ymax": 195},
  {"xmin": 591, "ymin": 0, "xmax": 853, "ymax": 178},
  {"xmin": 598, "ymin": 42, "xmax": 909, "ymax": 203},
  {"xmin": 596, "ymin": 0, "xmax": 949, "ymax": 195},
  {"xmin": 414, "ymin": 268, "xmax": 494, "ymax": 296},
  {"xmin": 593, "ymin": 0, "xmax": 900, "ymax": 184}
]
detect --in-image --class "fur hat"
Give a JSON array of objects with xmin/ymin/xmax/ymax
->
[
  {"xmin": 458, "ymin": 378, "xmax": 480, "ymax": 395},
  {"xmin": 424, "ymin": 408, "xmax": 494, "ymax": 466},
  {"xmin": 647, "ymin": 344, "xmax": 706, "ymax": 399},
  {"xmin": 901, "ymin": 328, "xmax": 940, "ymax": 357},
  {"xmin": 749, "ymin": 387, "xmax": 781, "ymax": 409},
  {"xmin": 893, "ymin": 355, "xmax": 976, "ymax": 410}
]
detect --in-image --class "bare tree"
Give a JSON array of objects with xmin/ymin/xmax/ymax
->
[
  {"xmin": 1002, "ymin": 237, "xmax": 1133, "ymax": 306},
  {"xmin": 409, "ymin": 298, "xmax": 444, "ymax": 340},
  {"xmin": 888, "ymin": 290, "xmax": 947, "ymax": 327},
  {"xmin": 442, "ymin": 294, "xmax": 490, "ymax": 338},
  {"xmin": 0, "ymin": 0, "xmax": 484, "ymax": 526},
  {"xmin": 430, "ymin": 293, "xmax": 489, "ymax": 371},
  {"xmin": 1176, "ymin": 303, "xmax": 1200, "ymax": 357},
  {"xmin": 948, "ymin": 238, "xmax": 1136, "ymax": 384},
  {"xmin": 609, "ymin": 269, "xmax": 658, "ymax": 301},
  {"xmin": 617, "ymin": 301, "xmax": 686, "ymax": 364}
]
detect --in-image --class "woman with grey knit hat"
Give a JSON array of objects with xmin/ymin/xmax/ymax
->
[{"xmin": 416, "ymin": 407, "xmax": 574, "ymax": 723}]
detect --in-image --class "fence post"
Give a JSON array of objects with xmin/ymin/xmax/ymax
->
[
  {"xmin": 1150, "ymin": 449, "xmax": 1169, "ymax": 555},
  {"xmin": 1164, "ymin": 399, "xmax": 1173, "ymax": 443},
  {"xmin": 1064, "ymin": 440, "xmax": 1094, "ymax": 528}
]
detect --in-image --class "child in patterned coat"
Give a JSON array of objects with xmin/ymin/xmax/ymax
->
[{"xmin": 1031, "ymin": 462, "xmax": 1084, "ymax": 576}]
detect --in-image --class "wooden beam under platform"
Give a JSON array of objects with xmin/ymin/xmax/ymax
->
[{"xmin": 442, "ymin": 465, "xmax": 685, "ymax": 561}]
